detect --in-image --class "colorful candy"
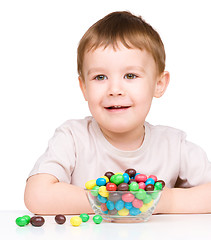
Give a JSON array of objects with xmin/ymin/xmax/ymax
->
[
  {"xmin": 85, "ymin": 168, "xmax": 165, "ymax": 219},
  {"xmin": 55, "ymin": 214, "xmax": 66, "ymax": 224},
  {"xmin": 70, "ymin": 216, "xmax": 82, "ymax": 227},
  {"xmin": 30, "ymin": 216, "xmax": 45, "ymax": 227},
  {"xmin": 93, "ymin": 215, "xmax": 103, "ymax": 224},
  {"xmin": 80, "ymin": 213, "xmax": 90, "ymax": 222}
]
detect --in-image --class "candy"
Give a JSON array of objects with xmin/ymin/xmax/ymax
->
[
  {"xmin": 99, "ymin": 186, "xmax": 109, "ymax": 197},
  {"xmin": 55, "ymin": 215, "xmax": 66, "ymax": 224},
  {"xmin": 106, "ymin": 200, "xmax": 115, "ymax": 210},
  {"xmin": 112, "ymin": 174, "xmax": 124, "ymax": 185},
  {"xmin": 135, "ymin": 189, "xmax": 147, "ymax": 200},
  {"xmin": 80, "ymin": 213, "xmax": 90, "ymax": 222},
  {"xmin": 93, "ymin": 215, "xmax": 103, "ymax": 224},
  {"xmin": 115, "ymin": 200, "xmax": 124, "ymax": 210},
  {"xmin": 85, "ymin": 179, "xmax": 96, "ymax": 190},
  {"xmin": 128, "ymin": 182, "xmax": 139, "ymax": 191},
  {"xmin": 30, "ymin": 216, "xmax": 45, "ymax": 227},
  {"xmin": 96, "ymin": 177, "xmax": 106, "ymax": 186},
  {"xmin": 106, "ymin": 182, "xmax": 117, "ymax": 191},
  {"xmin": 132, "ymin": 199, "xmax": 143, "ymax": 208},
  {"xmin": 85, "ymin": 169, "xmax": 165, "ymax": 218},
  {"xmin": 125, "ymin": 168, "xmax": 136, "ymax": 177},
  {"xmin": 145, "ymin": 184, "xmax": 154, "ymax": 191},
  {"xmin": 22, "ymin": 215, "xmax": 31, "ymax": 225},
  {"xmin": 117, "ymin": 182, "xmax": 129, "ymax": 191},
  {"xmin": 70, "ymin": 216, "xmax": 82, "ymax": 226},
  {"xmin": 104, "ymin": 171, "xmax": 115, "ymax": 180},
  {"xmin": 118, "ymin": 208, "xmax": 129, "ymax": 216},
  {"xmin": 122, "ymin": 193, "xmax": 135, "ymax": 202},
  {"xmin": 16, "ymin": 217, "xmax": 28, "ymax": 227}
]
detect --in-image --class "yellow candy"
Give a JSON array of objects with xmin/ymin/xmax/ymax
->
[
  {"xmin": 118, "ymin": 208, "xmax": 129, "ymax": 216},
  {"xmin": 145, "ymin": 199, "xmax": 154, "ymax": 208},
  {"xmin": 85, "ymin": 179, "xmax": 96, "ymax": 190},
  {"xmin": 115, "ymin": 172, "xmax": 123, "ymax": 175},
  {"xmin": 139, "ymin": 204, "xmax": 149, "ymax": 213},
  {"xmin": 70, "ymin": 216, "xmax": 82, "ymax": 227},
  {"xmin": 99, "ymin": 186, "xmax": 109, "ymax": 197}
]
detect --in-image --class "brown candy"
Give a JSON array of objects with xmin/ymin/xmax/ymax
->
[
  {"xmin": 108, "ymin": 192, "xmax": 122, "ymax": 202},
  {"xmin": 55, "ymin": 214, "xmax": 66, "ymax": 224},
  {"xmin": 145, "ymin": 184, "xmax": 154, "ymax": 191},
  {"xmin": 30, "ymin": 216, "xmax": 45, "ymax": 227},
  {"xmin": 117, "ymin": 183, "xmax": 129, "ymax": 191},
  {"xmin": 104, "ymin": 171, "xmax": 115, "ymax": 180},
  {"xmin": 108, "ymin": 209, "xmax": 118, "ymax": 215},
  {"xmin": 125, "ymin": 168, "xmax": 136, "ymax": 177}
]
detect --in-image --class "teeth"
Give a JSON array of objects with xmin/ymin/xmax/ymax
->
[{"xmin": 113, "ymin": 106, "xmax": 122, "ymax": 108}]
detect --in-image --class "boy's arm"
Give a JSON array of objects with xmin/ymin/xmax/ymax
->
[
  {"xmin": 155, "ymin": 183, "xmax": 211, "ymax": 214},
  {"xmin": 24, "ymin": 173, "xmax": 94, "ymax": 215}
]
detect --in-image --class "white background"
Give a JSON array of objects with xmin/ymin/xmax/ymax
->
[{"xmin": 0, "ymin": 0, "xmax": 211, "ymax": 210}]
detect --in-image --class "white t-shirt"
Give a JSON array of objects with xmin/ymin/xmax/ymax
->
[{"xmin": 29, "ymin": 116, "xmax": 211, "ymax": 188}]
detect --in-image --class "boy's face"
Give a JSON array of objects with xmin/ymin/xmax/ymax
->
[{"xmin": 79, "ymin": 43, "xmax": 168, "ymax": 135}]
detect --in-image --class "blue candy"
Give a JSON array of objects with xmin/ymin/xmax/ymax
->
[
  {"xmin": 145, "ymin": 178, "xmax": 155, "ymax": 186},
  {"xmin": 129, "ymin": 207, "xmax": 141, "ymax": 216},
  {"xmin": 106, "ymin": 200, "xmax": 115, "ymax": 210},
  {"xmin": 123, "ymin": 173, "xmax": 129, "ymax": 183},
  {"xmin": 124, "ymin": 202, "xmax": 133, "ymax": 210},
  {"xmin": 96, "ymin": 177, "xmax": 106, "ymax": 186},
  {"xmin": 115, "ymin": 200, "xmax": 124, "ymax": 211},
  {"xmin": 97, "ymin": 194, "xmax": 107, "ymax": 203}
]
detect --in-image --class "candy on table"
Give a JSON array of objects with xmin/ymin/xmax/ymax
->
[
  {"xmin": 70, "ymin": 216, "xmax": 82, "ymax": 227},
  {"xmin": 16, "ymin": 215, "xmax": 31, "ymax": 227},
  {"xmin": 93, "ymin": 215, "xmax": 103, "ymax": 224},
  {"xmin": 55, "ymin": 214, "xmax": 66, "ymax": 224},
  {"xmin": 30, "ymin": 216, "xmax": 45, "ymax": 227},
  {"xmin": 85, "ymin": 168, "xmax": 165, "ymax": 217},
  {"xmin": 80, "ymin": 213, "xmax": 90, "ymax": 222}
]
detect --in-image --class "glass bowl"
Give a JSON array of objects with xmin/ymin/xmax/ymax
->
[{"xmin": 86, "ymin": 189, "xmax": 162, "ymax": 223}]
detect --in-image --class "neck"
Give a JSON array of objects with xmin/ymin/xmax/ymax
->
[{"xmin": 100, "ymin": 124, "xmax": 145, "ymax": 151}]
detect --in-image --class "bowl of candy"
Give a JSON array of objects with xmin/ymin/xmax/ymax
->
[{"xmin": 86, "ymin": 168, "xmax": 165, "ymax": 223}]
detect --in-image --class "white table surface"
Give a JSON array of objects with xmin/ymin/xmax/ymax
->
[{"xmin": 1, "ymin": 210, "xmax": 211, "ymax": 240}]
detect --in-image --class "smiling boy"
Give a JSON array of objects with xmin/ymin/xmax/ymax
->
[{"xmin": 24, "ymin": 11, "xmax": 211, "ymax": 215}]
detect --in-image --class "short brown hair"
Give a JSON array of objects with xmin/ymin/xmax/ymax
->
[{"xmin": 77, "ymin": 11, "xmax": 165, "ymax": 79}]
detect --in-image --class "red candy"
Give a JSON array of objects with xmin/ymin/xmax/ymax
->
[
  {"xmin": 106, "ymin": 182, "xmax": 117, "ymax": 191},
  {"xmin": 135, "ymin": 174, "xmax": 147, "ymax": 183},
  {"xmin": 138, "ymin": 182, "xmax": 146, "ymax": 189},
  {"xmin": 149, "ymin": 175, "xmax": 157, "ymax": 182},
  {"xmin": 122, "ymin": 193, "xmax": 135, "ymax": 202},
  {"xmin": 132, "ymin": 199, "xmax": 143, "ymax": 208}
]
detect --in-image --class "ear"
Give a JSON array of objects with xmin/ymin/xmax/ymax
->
[
  {"xmin": 78, "ymin": 76, "xmax": 88, "ymax": 101},
  {"xmin": 154, "ymin": 71, "xmax": 170, "ymax": 98}
]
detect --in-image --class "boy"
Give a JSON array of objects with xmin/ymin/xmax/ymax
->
[{"xmin": 24, "ymin": 11, "xmax": 211, "ymax": 215}]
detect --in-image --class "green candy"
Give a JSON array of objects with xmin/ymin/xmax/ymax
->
[
  {"xmin": 113, "ymin": 174, "xmax": 124, "ymax": 185},
  {"xmin": 110, "ymin": 175, "xmax": 115, "ymax": 183},
  {"xmin": 93, "ymin": 215, "xmax": 103, "ymax": 224},
  {"xmin": 129, "ymin": 182, "xmax": 139, "ymax": 191},
  {"xmin": 142, "ymin": 194, "xmax": 152, "ymax": 204},
  {"xmin": 16, "ymin": 217, "xmax": 28, "ymax": 227},
  {"xmin": 91, "ymin": 186, "xmax": 99, "ymax": 196},
  {"xmin": 135, "ymin": 189, "xmax": 147, "ymax": 200},
  {"xmin": 80, "ymin": 213, "xmax": 90, "ymax": 222},
  {"xmin": 22, "ymin": 215, "xmax": 31, "ymax": 225},
  {"xmin": 154, "ymin": 182, "xmax": 163, "ymax": 190},
  {"xmin": 151, "ymin": 191, "xmax": 159, "ymax": 200}
]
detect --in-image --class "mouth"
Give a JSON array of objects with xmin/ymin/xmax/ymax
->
[{"xmin": 105, "ymin": 105, "xmax": 131, "ymax": 110}]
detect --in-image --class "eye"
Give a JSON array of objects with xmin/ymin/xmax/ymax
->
[
  {"xmin": 124, "ymin": 73, "xmax": 137, "ymax": 79},
  {"xmin": 94, "ymin": 75, "xmax": 107, "ymax": 81}
]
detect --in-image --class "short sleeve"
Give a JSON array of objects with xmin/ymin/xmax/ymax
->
[
  {"xmin": 28, "ymin": 125, "xmax": 76, "ymax": 183},
  {"xmin": 175, "ymin": 136, "xmax": 211, "ymax": 188}
]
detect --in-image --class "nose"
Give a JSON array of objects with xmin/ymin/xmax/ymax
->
[{"xmin": 107, "ymin": 79, "xmax": 126, "ymax": 97}]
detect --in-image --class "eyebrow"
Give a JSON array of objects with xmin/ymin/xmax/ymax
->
[{"xmin": 87, "ymin": 66, "xmax": 146, "ymax": 76}]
